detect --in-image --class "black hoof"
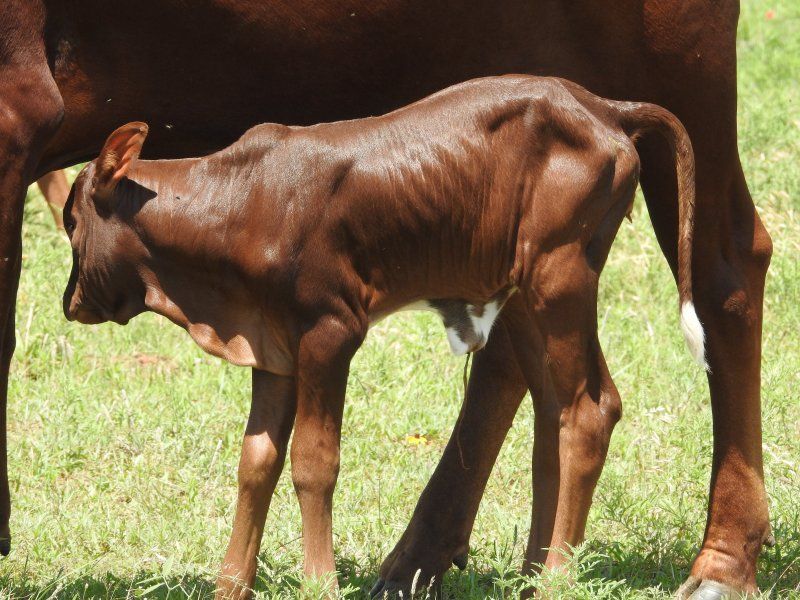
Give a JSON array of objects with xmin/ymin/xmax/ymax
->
[
  {"xmin": 369, "ymin": 579, "xmax": 385, "ymax": 598},
  {"xmin": 0, "ymin": 537, "xmax": 9, "ymax": 556},
  {"xmin": 370, "ymin": 579, "xmax": 404, "ymax": 598},
  {"xmin": 452, "ymin": 552, "xmax": 468, "ymax": 570}
]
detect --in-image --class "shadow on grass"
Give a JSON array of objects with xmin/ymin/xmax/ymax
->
[
  {"xmin": 1, "ymin": 528, "xmax": 797, "ymax": 599},
  {"xmin": 578, "ymin": 520, "xmax": 800, "ymax": 596},
  {"xmin": 0, "ymin": 561, "xmax": 371, "ymax": 599},
  {"xmin": 0, "ymin": 572, "xmax": 215, "ymax": 599}
]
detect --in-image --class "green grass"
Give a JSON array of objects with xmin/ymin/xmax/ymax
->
[{"xmin": 2, "ymin": 2, "xmax": 799, "ymax": 598}]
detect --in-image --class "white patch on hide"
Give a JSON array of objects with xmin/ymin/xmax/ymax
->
[
  {"xmin": 445, "ymin": 326, "xmax": 471, "ymax": 356},
  {"xmin": 469, "ymin": 300, "xmax": 501, "ymax": 349}
]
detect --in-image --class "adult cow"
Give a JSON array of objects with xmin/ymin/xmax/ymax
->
[{"xmin": 0, "ymin": 2, "xmax": 771, "ymax": 598}]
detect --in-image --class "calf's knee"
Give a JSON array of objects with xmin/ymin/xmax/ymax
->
[{"xmin": 237, "ymin": 440, "xmax": 286, "ymax": 495}]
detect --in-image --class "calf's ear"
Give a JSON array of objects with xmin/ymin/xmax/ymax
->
[{"xmin": 93, "ymin": 122, "xmax": 149, "ymax": 203}]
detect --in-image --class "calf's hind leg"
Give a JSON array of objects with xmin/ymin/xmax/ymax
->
[
  {"xmin": 523, "ymin": 246, "xmax": 621, "ymax": 575},
  {"xmin": 35, "ymin": 170, "xmax": 71, "ymax": 230},
  {"xmin": 536, "ymin": 336, "xmax": 620, "ymax": 572},
  {"xmin": 217, "ymin": 370, "xmax": 296, "ymax": 600},
  {"xmin": 372, "ymin": 310, "xmax": 529, "ymax": 598},
  {"xmin": 499, "ymin": 298, "xmax": 563, "ymax": 574}
]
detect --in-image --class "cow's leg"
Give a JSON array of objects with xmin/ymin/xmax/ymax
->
[
  {"xmin": 35, "ymin": 170, "xmax": 70, "ymax": 229},
  {"xmin": 371, "ymin": 301, "xmax": 529, "ymax": 598},
  {"xmin": 0, "ymin": 43, "xmax": 64, "ymax": 553},
  {"xmin": 0, "ymin": 269, "xmax": 19, "ymax": 557},
  {"xmin": 216, "ymin": 370, "xmax": 296, "ymax": 600},
  {"xmin": 640, "ymin": 142, "xmax": 772, "ymax": 598},
  {"xmin": 291, "ymin": 318, "xmax": 363, "ymax": 587}
]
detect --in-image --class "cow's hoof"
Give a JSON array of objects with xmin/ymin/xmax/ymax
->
[
  {"xmin": 0, "ymin": 537, "xmax": 9, "ymax": 556},
  {"xmin": 676, "ymin": 577, "xmax": 744, "ymax": 600}
]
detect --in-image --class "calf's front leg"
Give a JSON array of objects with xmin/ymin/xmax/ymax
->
[
  {"xmin": 291, "ymin": 317, "xmax": 364, "ymax": 587},
  {"xmin": 216, "ymin": 370, "xmax": 296, "ymax": 599}
]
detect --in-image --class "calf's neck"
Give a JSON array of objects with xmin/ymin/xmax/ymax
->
[{"xmin": 62, "ymin": 75, "xmax": 703, "ymax": 597}]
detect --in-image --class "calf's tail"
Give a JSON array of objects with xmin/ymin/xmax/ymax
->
[{"xmin": 615, "ymin": 101, "xmax": 708, "ymax": 370}]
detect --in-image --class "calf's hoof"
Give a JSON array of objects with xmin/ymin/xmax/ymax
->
[
  {"xmin": 0, "ymin": 536, "xmax": 9, "ymax": 556},
  {"xmin": 373, "ymin": 536, "xmax": 469, "ymax": 598},
  {"xmin": 676, "ymin": 577, "xmax": 744, "ymax": 600},
  {"xmin": 369, "ymin": 579, "xmax": 398, "ymax": 599},
  {"xmin": 369, "ymin": 577, "xmax": 442, "ymax": 599},
  {"xmin": 370, "ymin": 553, "xmax": 466, "ymax": 599},
  {"xmin": 452, "ymin": 551, "xmax": 468, "ymax": 570}
]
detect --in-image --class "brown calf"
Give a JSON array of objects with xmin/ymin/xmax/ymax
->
[{"xmin": 62, "ymin": 75, "xmax": 703, "ymax": 597}]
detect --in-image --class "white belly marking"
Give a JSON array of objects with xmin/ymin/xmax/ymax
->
[
  {"xmin": 373, "ymin": 291, "xmax": 513, "ymax": 356},
  {"xmin": 428, "ymin": 295, "xmax": 508, "ymax": 355}
]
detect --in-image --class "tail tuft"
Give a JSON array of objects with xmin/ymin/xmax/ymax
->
[{"xmin": 680, "ymin": 301, "xmax": 708, "ymax": 370}]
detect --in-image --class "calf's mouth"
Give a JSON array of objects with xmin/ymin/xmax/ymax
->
[{"xmin": 63, "ymin": 286, "xmax": 105, "ymax": 325}]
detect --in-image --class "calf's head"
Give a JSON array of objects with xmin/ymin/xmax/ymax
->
[{"xmin": 63, "ymin": 122, "xmax": 151, "ymax": 325}]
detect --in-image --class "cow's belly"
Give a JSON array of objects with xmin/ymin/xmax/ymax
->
[{"xmin": 371, "ymin": 289, "xmax": 515, "ymax": 356}]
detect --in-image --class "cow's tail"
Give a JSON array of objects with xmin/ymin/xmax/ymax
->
[{"xmin": 615, "ymin": 101, "xmax": 707, "ymax": 370}]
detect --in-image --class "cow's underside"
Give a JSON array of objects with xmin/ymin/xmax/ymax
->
[{"xmin": 40, "ymin": 1, "xmax": 690, "ymax": 172}]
